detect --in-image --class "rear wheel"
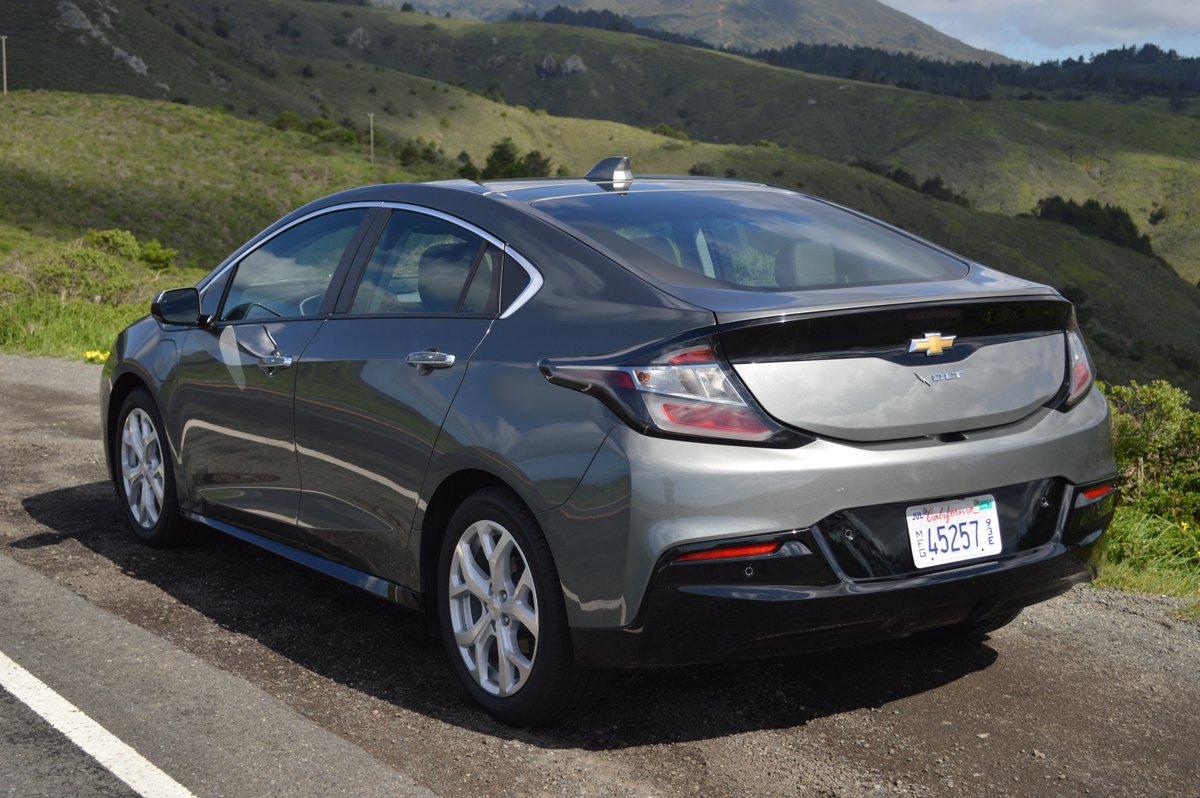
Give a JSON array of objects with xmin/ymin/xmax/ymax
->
[
  {"xmin": 113, "ymin": 388, "xmax": 187, "ymax": 547},
  {"xmin": 437, "ymin": 486, "xmax": 607, "ymax": 726}
]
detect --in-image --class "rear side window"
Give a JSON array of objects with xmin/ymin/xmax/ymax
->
[
  {"xmin": 534, "ymin": 189, "xmax": 967, "ymax": 291},
  {"xmin": 350, "ymin": 211, "xmax": 496, "ymax": 315}
]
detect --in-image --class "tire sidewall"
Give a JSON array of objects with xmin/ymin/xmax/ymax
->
[{"xmin": 436, "ymin": 488, "xmax": 571, "ymax": 725}]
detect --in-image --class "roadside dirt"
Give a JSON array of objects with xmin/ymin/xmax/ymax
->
[{"xmin": 2, "ymin": 353, "xmax": 1197, "ymax": 797}]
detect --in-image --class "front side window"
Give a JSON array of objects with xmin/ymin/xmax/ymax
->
[
  {"xmin": 534, "ymin": 189, "xmax": 968, "ymax": 291},
  {"xmin": 220, "ymin": 209, "xmax": 367, "ymax": 321},
  {"xmin": 350, "ymin": 211, "xmax": 496, "ymax": 315}
]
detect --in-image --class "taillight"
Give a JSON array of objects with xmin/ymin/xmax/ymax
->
[
  {"xmin": 541, "ymin": 339, "xmax": 792, "ymax": 444},
  {"xmin": 1065, "ymin": 316, "xmax": 1095, "ymax": 407}
]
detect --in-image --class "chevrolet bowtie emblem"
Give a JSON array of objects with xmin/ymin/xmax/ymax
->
[{"xmin": 908, "ymin": 332, "xmax": 956, "ymax": 356}]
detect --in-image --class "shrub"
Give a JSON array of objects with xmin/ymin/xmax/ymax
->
[
  {"xmin": 139, "ymin": 240, "xmax": 178, "ymax": 271},
  {"xmin": 1102, "ymin": 380, "xmax": 1200, "ymax": 522},
  {"xmin": 84, "ymin": 228, "xmax": 140, "ymax": 260},
  {"xmin": 481, "ymin": 138, "xmax": 554, "ymax": 179},
  {"xmin": 1033, "ymin": 196, "xmax": 1155, "ymax": 257},
  {"xmin": 650, "ymin": 122, "xmax": 689, "ymax": 141}
]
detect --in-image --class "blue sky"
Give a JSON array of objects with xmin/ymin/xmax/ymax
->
[{"xmin": 882, "ymin": 0, "xmax": 1200, "ymax": 62}]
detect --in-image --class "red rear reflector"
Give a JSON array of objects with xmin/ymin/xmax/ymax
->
[
  {"xmin": 675, "ymin": 542, "xmax": 782, "ymax": 562},
  {"xmin": 1081, "ymin": 484, "xmax": 1115, "ymax": 501}
]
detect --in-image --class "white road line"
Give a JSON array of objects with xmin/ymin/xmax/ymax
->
[{"xmin": 0, "ymin": 649, "xmax": 196, "ymax": 798}]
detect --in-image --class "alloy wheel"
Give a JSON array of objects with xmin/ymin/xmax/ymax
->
[
  {"xmin": 120, "ymin": 407, "xmax": 165, "ymax": 529},
  {"xmin": 446, "ymin": 519, "xmax": 540, "ymax": 697}
]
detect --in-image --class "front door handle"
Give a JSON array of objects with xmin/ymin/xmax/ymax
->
[
  {"xmin": 258, "ymin": 353, "xmax": 293, "ymax": 376},
  {"xmin": 406, "ymin": 350, "xmax": 456, "ymax": 374}
]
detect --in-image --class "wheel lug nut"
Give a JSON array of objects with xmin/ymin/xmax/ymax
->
[{"xmin": 502, "ymin": 615, "xmax": 510, "ymax": 626}]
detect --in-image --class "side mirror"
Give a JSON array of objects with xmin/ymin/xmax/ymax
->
[{"xmin": 151, "ymin": 287, "xmax": 202, "ymax": 326}]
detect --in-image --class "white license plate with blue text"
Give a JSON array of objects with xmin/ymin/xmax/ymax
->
[{"xmin": 905, "ymin": 494, "xmax": 1001, "ymax": 569}]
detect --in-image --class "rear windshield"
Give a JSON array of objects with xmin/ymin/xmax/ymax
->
[{"xmin": 533, "ymin": 188, "xmax": 967, "ymax": 291}]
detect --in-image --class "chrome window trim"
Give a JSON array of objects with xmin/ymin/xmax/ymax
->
[
  {"xmin": 200, "ymin": 202, "xmax": 381, "ymax": 292},
  {"xmin": 373, "ymin": 203, "xmax": 543, "ymax": 319},
  {"xmin": 202, "ymin": 201, "xmax": 544, "ymax": 319},
  {"xmin": 499, "ymin": 246, "xmax": 544, "ymax": 319}
]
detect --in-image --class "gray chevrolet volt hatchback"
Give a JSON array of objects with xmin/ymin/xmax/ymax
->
[{"xmin": 102, "ymin": 159, "xmax": 1117, "ymax": 725}]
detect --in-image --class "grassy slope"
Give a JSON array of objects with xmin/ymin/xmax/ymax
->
[
  {"xmin": 281, "ymin": 10, "xmax": 1200, "ymax": 283},
  {"xmin": 16, "ymin": 1, "xmax": 1200, "ymax": 280},
  {"xmin": 0, "ymin": 93, "xmax": 429, "ymax": 268},
  {"xmin": 3, "ymin": 90, "xmax": 1199, "ymax": 398},
  {"xmin": 373, "ymin": 0, "xmax": 1011, "ymax": 62}
]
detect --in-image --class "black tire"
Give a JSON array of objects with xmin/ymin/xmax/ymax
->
[
  {"xmin": 921, "ymin": 608, "xmax": 1023, "ymax": 641},
  {"xmin": 437, "ymin": 486, "xmax": 609, "ymax": 726},
  {"xmin": 112, "ymin": 388, "xmax": 188, "ymax": 547}
]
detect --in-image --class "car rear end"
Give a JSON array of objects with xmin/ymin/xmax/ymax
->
[{"xmin": 524, "ymin": 180, "xmax": 1117, "ymax": 666}]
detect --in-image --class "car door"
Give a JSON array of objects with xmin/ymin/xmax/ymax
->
[
  {"xmin": 289, "ymin": 208, "xmax": 499, "ymax": 581},
  {"xmin": 171, "ymin": 207, "xmax": 374, "ymax": 539}
]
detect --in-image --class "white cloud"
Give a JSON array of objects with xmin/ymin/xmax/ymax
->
[{"xmin": 884, "ymin": 0, "xmax": 1200, "ymax": 61}]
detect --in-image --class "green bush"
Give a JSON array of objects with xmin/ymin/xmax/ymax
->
[
  {"xmin": 1098, "ymin": 380, "xmax": 1200, "ymax": 614},
  {"xmin": 28, "ymin": 244, "xmax": 138, "ymax": 305},
  {"xmin": 84, "ymin": 228, "xmax": 140, "ymax": 260},
  {"xmin": 139, "ymin": 239, "xmax": 178, "ymax": 271},
  {"xmin": 1102, "ymin": 380, "xmax": 1200, "ymax": 522},
  {"xmin": 650, "ymin": 122, "xmax": 690, "ymax": 141},
  {"xmin": 0, "ymin": 230, "xmax": 204, "ymax": 357},
  {"xmin": 480, "ymin": 138, "xmax": 554, "ymax": 179}
]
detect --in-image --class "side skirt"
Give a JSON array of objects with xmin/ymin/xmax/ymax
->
[{"xmin": 184, "ymin": 512, "xmax": 423, "ymax": 612}]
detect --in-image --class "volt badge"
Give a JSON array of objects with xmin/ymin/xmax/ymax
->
[{"xmin": 908, "ymin": 332, "xmax": 956, "ymax": 356}]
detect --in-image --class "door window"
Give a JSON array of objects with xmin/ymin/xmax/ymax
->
[
  {"xmin": 350, "ymin": 211, "xmax": 497, "ymax": 316},
  {"xmin": 220, "ymin": 209, "xmax": 367, "ymax": 322}
]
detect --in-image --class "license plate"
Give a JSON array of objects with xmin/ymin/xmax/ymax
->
[{"xmin": 905, "ymin": 494, "xmax": 1001, "ymax": 569}]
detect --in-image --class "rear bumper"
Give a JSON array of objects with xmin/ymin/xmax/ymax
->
[
  {"xmin": 571, "ymin": 483, "xmax": 1115, "ymax": 667},
  {"xmin": 542, "ymin": 388, "xmax": 1115, "ymax": 632}
]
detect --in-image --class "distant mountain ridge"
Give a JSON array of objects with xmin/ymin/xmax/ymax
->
[{"xmin": 378, "ymin": 0, "xmax": 1013, "ymax": 63}]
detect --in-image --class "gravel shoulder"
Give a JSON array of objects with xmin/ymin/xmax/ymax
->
[{"xmin": 1, "ymin": 353, "xmax": 1197, "ymax": 797}]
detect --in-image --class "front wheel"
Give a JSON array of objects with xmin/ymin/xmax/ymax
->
[
  {"xmin": 437, "ymin": 486, "xmax": 607, "ymax": 726},
  {"xmin": 113, "ymin": 388, "xmax": 187, "ymax": 547}
]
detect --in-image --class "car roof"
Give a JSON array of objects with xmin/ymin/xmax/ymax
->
[{"xmin": 314, "ymin": 174, "xmax": 781, "ymax": 208}]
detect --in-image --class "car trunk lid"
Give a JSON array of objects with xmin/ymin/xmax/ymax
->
[{"xmin": 719, "ymin": 298, "xmax": 1072, "ymax": 442}]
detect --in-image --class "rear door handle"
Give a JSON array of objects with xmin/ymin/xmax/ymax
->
[{"xmin": 406, "ymin": 350, "xmax": 456, "ymax": 374}]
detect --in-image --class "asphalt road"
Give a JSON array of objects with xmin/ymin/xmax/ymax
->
[{"xmin": 1, "ymin": 353, "xmax": 1198, "ymax": 797}]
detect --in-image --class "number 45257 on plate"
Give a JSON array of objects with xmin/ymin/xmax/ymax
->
[{"xmin": 905, "ymin": 494, "xmax": 1001, "ymax": 569}]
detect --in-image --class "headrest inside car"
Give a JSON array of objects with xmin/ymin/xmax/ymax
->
[
  {"xmin": 418, "ymin": 242, "xmax": 478, "ymax": 312},
  {"xmin": 775, "ymin": 240, "xmax": 837, "ymax": 288}
]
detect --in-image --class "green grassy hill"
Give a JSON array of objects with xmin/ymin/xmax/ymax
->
[
  {"xmin": 317, "ymin": 11, "xmax": 1200, "ymax": 283},
  {"xmin": 3, "ymin": 90, "xmax": 1199, "ymax": 399},
  {"xmin": 20, "ymin": 0, "xmax": 1191, "ymax": 282},
  {"xmin": 372, "ymin": 0, "xmax": 1010, "ymax": 62}
]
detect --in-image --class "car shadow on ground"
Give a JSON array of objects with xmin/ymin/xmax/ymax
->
[{"xmin": 17, "ymin": 481, "xmax": 999, "ymax": 750}]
